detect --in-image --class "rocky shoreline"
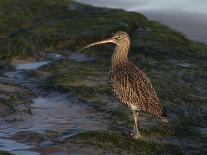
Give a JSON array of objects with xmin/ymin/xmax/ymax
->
[{"xmin": 0, "ymin": 0, "xmax": 207, "ymax": 154}]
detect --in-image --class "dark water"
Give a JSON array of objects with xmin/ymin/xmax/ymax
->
[
  {"xmin": 0, "ymin": 54, "xmax": 106, "ymax": 154},
  {"xmin": 75, "ymin": 0, "xmax": 207, "ymax": 43}
]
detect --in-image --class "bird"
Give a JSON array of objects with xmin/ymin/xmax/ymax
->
[{"xmin": 79, "ymin": 31, "xmax": 168, "ymax": 139}]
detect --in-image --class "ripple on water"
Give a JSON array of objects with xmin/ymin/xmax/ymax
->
[
  {"xmin": 0, "ymin": 138, "xmax": 40, "ymax": 155},
  {"xmin": 15, "ymin": 61, "xmax": 50, "ymax": 70},
  {"xmin": 169, "ymin": 59, "xmax": 194, "ymax": 68},
  {"xmin": 1, "ymin": 58, "xmax": 106, "ymax": 155},
  {"xmin": 68, "ymin": 53, "xmax": 95, "ymax": 62},
  {"xmin": 0, "ymin": 93, "xmax": 106, "ymax": 155}
]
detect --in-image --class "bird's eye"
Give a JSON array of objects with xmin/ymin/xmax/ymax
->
[{"xmin": 116, "ymin": 36, "xmax": 122, "ymax": 40}]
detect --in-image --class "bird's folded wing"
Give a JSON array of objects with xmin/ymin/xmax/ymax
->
[{"xmin": 111, "ymin": 64, "xmax": 164, "ymax": 116}]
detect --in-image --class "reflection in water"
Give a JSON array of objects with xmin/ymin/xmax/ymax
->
[
  {"xmin": 15, "ymin": 61, "xmax": 50, "ymax": 70},
  {"xmin": 0, "ymin": 57, "xmax": 106, "ymax": 154},
  {"xmin": 0, "ymin": 138, "xmax": 40, "ymax": 155},
  {"xmin": 68, "ymin": 53, "xmax": 95, "ymax": 62},
  {"xmin": 0, "ymin": 93, "xmax": 105, "ymax": 136}
]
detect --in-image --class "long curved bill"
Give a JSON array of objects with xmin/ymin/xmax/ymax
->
[{"xmin": 79, "ymin": 38, "xmax": 115, "ymax": 52}]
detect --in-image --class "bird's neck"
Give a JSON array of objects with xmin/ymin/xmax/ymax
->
[{"xmin": 111, "ymin": 43, "xmax": 130, "ymax": 67}]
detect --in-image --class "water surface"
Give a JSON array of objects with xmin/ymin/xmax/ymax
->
[{"xmin": 0, "ymin": 55, "xmax": 106, "ymax": 154}]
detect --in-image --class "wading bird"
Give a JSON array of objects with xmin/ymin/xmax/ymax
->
[{"xmin": 80, "ymin": 31, "xmax": 168, "ymax": 139}]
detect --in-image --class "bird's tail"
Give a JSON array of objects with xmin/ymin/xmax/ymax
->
[
  {"xmin": 160, "ymin": 117, "xmax": 169, "ymax": 123},
  {"xmin": 159, "ymin": 109, "xmax": 168, "ymax": 122}
]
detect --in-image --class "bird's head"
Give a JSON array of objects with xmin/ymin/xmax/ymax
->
[
  {"xmin": 112, "ymin": 31, "xmax": 130, "ymax": 45},
  {"xmin": 79, "ymin": 31, "xmax": 129, "ymax": 51}
]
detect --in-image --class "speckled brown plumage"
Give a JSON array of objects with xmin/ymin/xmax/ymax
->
[
  {"xmin": 109, "ymin": 32, "xmax": 166, "ymax": 118},
  {"xmin": 110, "ymin": 59, "xmax": 166, "ymax": 117},
  {"xmin": 80, "ymin": 31, "xmax": 168, "ymax": 138}
]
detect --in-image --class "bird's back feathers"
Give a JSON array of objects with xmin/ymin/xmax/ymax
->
[{"xmin": 110, "ymin": 60, "xmax": 166, "ymax": 118}]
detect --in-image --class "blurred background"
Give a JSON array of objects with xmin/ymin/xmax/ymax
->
[
  {"xmin": 76, "ymin": 0, "xmax": 207, "ymax": 43},
  {"xmin": 0, "ymin": 0, "xmax": 206, "ymax": 155}
]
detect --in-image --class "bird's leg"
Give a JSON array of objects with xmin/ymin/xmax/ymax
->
[{"xmin": 132, "ymin": 110, "xmax": 142, "ymax": 139}]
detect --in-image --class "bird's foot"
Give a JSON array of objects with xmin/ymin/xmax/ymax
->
[{"xmin": 131, "ymin": 132, "xmax": 142, "ymax": 139}]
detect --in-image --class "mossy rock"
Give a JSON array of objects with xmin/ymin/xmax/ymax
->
[
  {"xmin": 0, "ymin": 151, "xmax": 14, "ymax": 155},
  {"xmin": 0, "ymin": 0, "xmax": 206, "ymax": 153},
  {"xmin": 1, "ymin": 0, "xmax": 207, "ymax": 60},
  {"xmin": 11, "ymin": 131, "xmax": 45, "ymax": 144},
  {"xmin": 0, "ymin": 90, "xmax": 32, "ymax": 117},
  {"xmin": 66, "ymin": 131, "xmax": 184, "ymax": 155}
]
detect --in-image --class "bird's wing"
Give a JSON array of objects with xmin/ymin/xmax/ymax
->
[{"xmin": 111, "ymin": 62, "xmax": 165, "ymax": 117}]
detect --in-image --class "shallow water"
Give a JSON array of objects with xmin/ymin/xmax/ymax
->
[
  {"xmin": 15, "ymin": 61, "xmax": 50, "ymax": 70},
  {"xmin": 68, "ymin": 53, "xmax": 95, "ymax": 62},
  {"xmin": 169, "ymin": 59, "xmax": 194, "ymax": 68},
  {"xmin": 0, "ymin": 93, "xmax": 105, "ymax": 136},
  {"xmin": 0, "ymin": 138, "xmax": 39, "ymax": 155},
  {"xmin": 0, "ymin": 55, "xmax": 106, "ymax": 154}
]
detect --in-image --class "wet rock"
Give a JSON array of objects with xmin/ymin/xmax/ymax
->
[
  {"xmin": 0, "ymin": 137, "xmax": 39, "ymax": 155},
  {"xmin": 168, "ymin": 59, "xmax": 194, "ymax": 68},
  {"xmin": 68, "ymin": 53, "xmax": 95, "ymax": 62},
  {"xmin": 45, "ymin": 53, "xmax": 63, "ymax": 61},
  {"xmin": 0, "ymin": 1, "xmax": 207, "ymax": 154},
  {"xmin": 35, "ymin": 146, "xmax": 67, "ymax": 155},
  {"xmin": 198, "ymin": 128, "xmax": 207, "ymax": 135},
  {"xmin": 0, "ymin": 83, "xmax": 26, "ymax": 93},
  {"xmin": 0, "ymin": 91, "xmax": 32, "ymax": 117},
  {"xmin": 63, "ymin": 131, "xmax": 183, "ymax": 155},
  {"xmin": 11, "ymin": 131, "xmax": 45, "ymax": 145},
  {"xmin": 0, "ymin": 150, "xmax": 15, "ymax": 155}
]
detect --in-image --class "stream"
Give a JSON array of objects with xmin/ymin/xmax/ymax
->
[{"xmin": 0, "ymin": 54, "xmax": 106, "ymax": 155}]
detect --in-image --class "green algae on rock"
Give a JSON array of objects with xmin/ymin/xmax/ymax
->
[
  {"xmin": 65, "ymin": 131, "xmax": 184, "ymax": 155},
  {"xmin": 0, "ymin": 84, "xmax": 33, "ymax": 117},
  {"xmin": 0, "ymin": 0, "xmax": 207, "ymax": 154},
  {"xmin": 0, "ymin": 151, "xmax": 14, "ymax": 155},
  {"xmin": 11, "ymin": 131, "xmax": 46, "ymax": 145}
]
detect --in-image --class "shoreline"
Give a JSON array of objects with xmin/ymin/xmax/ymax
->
[
  {"xmin": 0, "ymin": 1, "xmax": 207, "ymax": 154},
  {"xmin": 75, "ymin": 0, "xmax": 207, "ymax": 44},
  {"xmin": 135, "ymin": 10, "xmax": 207, "ymax": 44}
]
